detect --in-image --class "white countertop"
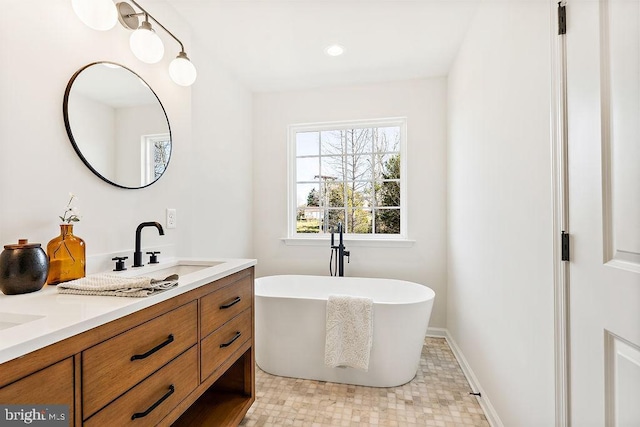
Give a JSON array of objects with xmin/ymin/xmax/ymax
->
[{"xmin": 0, "ymin": 258, "xmax": 256, "ymax": 365}]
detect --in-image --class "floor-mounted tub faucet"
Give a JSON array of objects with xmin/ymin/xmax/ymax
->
[
  {"xmin": 330, "ymin": 222, "xmax": 350, "ymax": 277},
  {"xmin": 133, "ymin": 221, "xmax": 164, "ymax": 267}
]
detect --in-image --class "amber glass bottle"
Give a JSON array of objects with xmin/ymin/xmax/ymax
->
[{"xmin": 46, "ymin": 224, "xmax": 86, "ymax": 285}]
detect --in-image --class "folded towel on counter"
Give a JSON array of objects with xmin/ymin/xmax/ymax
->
[
  {"xmin": 57, "ymin": 273, "xmax": 179, "ymax": 297},
  {"xmin": 324, "ymin": 294, "xmax": 373, "ymax": 371}
]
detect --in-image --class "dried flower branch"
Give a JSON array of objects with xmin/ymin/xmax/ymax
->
[{"xmin": 59, "ymin": 193, "xmax": 81, "ymax": 224}]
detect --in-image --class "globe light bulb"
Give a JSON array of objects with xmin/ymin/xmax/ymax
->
[
  {"xmin": 129, "ymin": 21, "xmax": 164, "ymax": 64},
  {"xmin": 72, "ymin": 0, "xmax": 118, "ymax": 31},
  {"xmin": 325, "ymin": 44, "xmax": 345, "ymax": 57},
  {"xmin": 169, "ymin": 52, "xmax": 197, "ymax": 86}
]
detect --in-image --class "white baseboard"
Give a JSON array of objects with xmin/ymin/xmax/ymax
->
[
  {"xmin": 426, "ymin": 327, "xmax": 448, "ymax": 338},
  {"xmin": 426, "ymin": 327, "xmax": 504, "ymax": 427}
]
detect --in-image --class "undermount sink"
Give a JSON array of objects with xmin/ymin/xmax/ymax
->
[
  {"xmin": 0, "ymin": 312, "xmax": 45, "ymax": 331},
  {"xmin": 143, "ymin": 261, "xmax": 225, "ymax": 280}
]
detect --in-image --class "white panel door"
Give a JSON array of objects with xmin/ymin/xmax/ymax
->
[{"xmin": 566, "ymin": 0, "xmax": 640, "ymax": 425}]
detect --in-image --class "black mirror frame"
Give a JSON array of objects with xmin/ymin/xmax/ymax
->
[{"xmin": 63, "ymin": 61, "xmax": 172, "ymax": 189}]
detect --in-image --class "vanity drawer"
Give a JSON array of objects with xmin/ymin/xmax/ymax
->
[
  {"xmin": 201, "ymin": 275, "xmax": 253, "ymax": 339},
  {"xmin": 82, "ymin": 301, "xmax": 197, "ymax": 418},
  {"xmin": 201, "ymin": 309, "xmax": 252, "ymax": 382},
  {"xmin": 84, "ymin": 346, "xmax": 198, "ymax": 427},
  {"xmin": 0, "ymin": 357, "xmax": 74, "ymax": 407}
]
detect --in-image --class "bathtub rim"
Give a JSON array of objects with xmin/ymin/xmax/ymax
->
[{"xmin": 255, "ymin": 274, "xmax": 435, "ymax": 305}]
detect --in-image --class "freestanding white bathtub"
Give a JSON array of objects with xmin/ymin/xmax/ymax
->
[{"xmin": 255, "ymin": 275, "xmax": 435, "ymax": 387}]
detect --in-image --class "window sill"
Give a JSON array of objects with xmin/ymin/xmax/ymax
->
[{"xmin": 280, "ymin": 237, "xmax": 416, "ymax": 248}]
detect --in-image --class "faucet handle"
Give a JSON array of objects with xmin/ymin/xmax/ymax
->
[
  {"xmin": 112, "ymin": 256, "xmax": 128, "ymax": 271},
  {"xmin": 146, "ymin": 251, "xmax": 161, "ymax": 264}
]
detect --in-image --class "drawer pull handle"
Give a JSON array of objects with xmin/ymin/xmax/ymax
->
[
  {"xmin": 220, "ymin": 332, "xmax": 242, "ymax": 348},
  {"xmin": 219, "ymin": 296, "xmax": 241, "ymax": 309},
  {"xmin": 131, "ymin": 385, "xmax": 175, "ymax": 420},
  {"xmin": 131, "ymin": 334, "xmax": 174, "ymax": 361}
]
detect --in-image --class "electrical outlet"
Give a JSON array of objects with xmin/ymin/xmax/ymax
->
[{"xmin": 166, "ymin": 208, "xmax": 177, "ymax": 229}]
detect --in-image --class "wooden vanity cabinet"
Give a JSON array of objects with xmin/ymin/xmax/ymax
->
[{"xmin": 0, "ymin": 267, "xmax": 255, "ymax": 427}]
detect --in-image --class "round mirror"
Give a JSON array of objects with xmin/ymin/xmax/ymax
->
[{"xmin": 63, "ymin": 62, "xmax": 171, "ymax": 189}]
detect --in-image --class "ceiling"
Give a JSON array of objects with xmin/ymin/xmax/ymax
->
[
  {"xmin": 72, "ymin": 63, "xmax": 159, "ymax": 108},
  {"xmin": 165, "ymin": 0, "xmax": 480, "ymax": 92}
]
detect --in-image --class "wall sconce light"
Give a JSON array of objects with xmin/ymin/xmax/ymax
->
[
  {"xmin": 127, "ymin": 13, "xmax": 164, "ymax": 64},
  {"xmin": 72, "ymin": 0, "xmax": 118, "ymax": 31},
  {"xmin": 72, "ymin": 0, "xmax": 197, "ymax": 86}
]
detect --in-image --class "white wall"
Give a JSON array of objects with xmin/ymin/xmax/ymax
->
[
  {"xmin": 447, "ymin": 1, "xmax": 555, "ymax": 425},
  {"xmin": 0, "ymin": 0, "xmax": 253, "ymax": 270},
  {"xmin": 188, "ymin": 48, "xmax": 254, "ymax": 258},
  {"xmin": 253, "ymin": 79, "xmax": 448, "ymax": 328},
  {"xmin": 68, "ymin": 93, "xmax": 116, "ymax": 179},
  {"xmin": 115, "ymin": 104, "xmax": 168, "ymax": 187}
]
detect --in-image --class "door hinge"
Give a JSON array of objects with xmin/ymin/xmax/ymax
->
[
  {"xmin": 558, "ymin": 2, "xmax": 567, "ymax": 35},
  {"xmin": 561, "ymin": 231, "xmax": 570, "ymax": 261}
]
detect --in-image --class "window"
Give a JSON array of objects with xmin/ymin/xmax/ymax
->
[
  {"xmin": 289, "ymin": 118, "xmax": 407, "ymax": 239},
  {"xmin": 141, "ymin": 133, "xmax": 171, "ymax": 185}
]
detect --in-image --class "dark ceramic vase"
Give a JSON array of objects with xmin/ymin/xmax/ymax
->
[{"xmin": 0, "ymin": 239, "xmax": 49, "ymax": 295}]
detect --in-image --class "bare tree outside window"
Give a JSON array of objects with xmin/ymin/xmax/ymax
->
[
  {"xmin": 294, "ymin": 121, "xmax": 403, "ymax": 236},
  {"xmin": 142, "ymin": 134, "xmax": 171, "ymax": 186},
  {"xmin": 153, "ymin": 140, "xmax": 171, "ymax": 179}
]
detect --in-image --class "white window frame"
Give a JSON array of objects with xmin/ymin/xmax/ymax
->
[{"xmin": 286, "ymin": 117, "xmax": 410, "ymax": 246}]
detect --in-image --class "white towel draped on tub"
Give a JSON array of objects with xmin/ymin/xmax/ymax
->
[
  {"xmin": 324, "ymin": 294, "xmax": 373, "ymax": 371},
  {"xmin": 57, "ymin": 274, "xmax": 179, "ymax": 297}
]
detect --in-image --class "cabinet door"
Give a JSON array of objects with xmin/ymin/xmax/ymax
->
[{"xmin": 0, "ymin": 357, "xmax": 74, "ymax": 410}]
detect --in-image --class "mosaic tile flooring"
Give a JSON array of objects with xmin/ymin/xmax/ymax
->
[{"xmin": 240, "ymin": 337, "xmax": 489, "ymax": 426}]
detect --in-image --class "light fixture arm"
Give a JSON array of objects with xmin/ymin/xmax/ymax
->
[
  {"xmin": 110, "ymin": 1, "xmax": 197, "ymax": 85},
  {"xmin": 118, "ymin": 1, "xmax": 185, "ymax": 53}
]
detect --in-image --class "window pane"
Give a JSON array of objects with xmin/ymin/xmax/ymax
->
[
  {"xmin": 296, "ymin": 157, "xmax": 319, "ymax": 181},
  {"xmin": 297, "ymin": 215, "xmax": 320, "ymax": 233},
  {"xmin": 324, "ymin": 209, "xmax": 345, "ymax": 233},
  {"xmin": 378, "ymin": 153, "xmax": 400, "ymax": 180},
  {"xmin": 296, "ymin": 184, "xmax": 321, "ymax": 233},
  {"xmin": 344, "ymin": 182, "xmax": 369, "ymax": 208},
  {"xmin": 296, "ymin": 132, "xmax": 319, "ymax": 156},
  {"xmin": 347, "ymin": 209, "xmax": 372, "ymax": 234},
  {"xmin": 323, "ymin": 181, "xmax": 345, "ymax": 207},
  {"xmin": 320, "ymin": 130, "xmax": 343, "ymax": 156},
  {"xmin": 345, "ymin": 128, "xmax": 373, "ymax": 154},
  {"xmin": 376, "ymin": 181, "xmax": 400, "ymax": 207},
  {"xmin": 374, "ymin": 126, "xmax": 401, "ymax": 153},
  {"xmin": 345, "ymin": 154, "xmax": 372, "ymax": 181},
  {"xmin": 153, "ymin": 140, "xmax": 171, "ymax": 179},
  {"xmin": 320, "ymin": 156, "xmax": 344, "ymax": 181},
  {"xmin": 375, "ymin": 209, "xmax": 400, "ymax": 234},
  {"xmin": 297, "ymin": 183, "xmax": 319, "ymax": 207},
  {"xmin": 361, "ymin": 183, "xmax": 374, "ymax": 208}
]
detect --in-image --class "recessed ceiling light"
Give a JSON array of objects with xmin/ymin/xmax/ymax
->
[{"xmin": 325, "ymin": 45, "xmax": 345, "ymax": 57}]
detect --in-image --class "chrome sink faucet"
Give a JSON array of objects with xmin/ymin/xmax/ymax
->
[{"xmin": 133, "ymin": 222, "xmax": 164, "ymax": 267}]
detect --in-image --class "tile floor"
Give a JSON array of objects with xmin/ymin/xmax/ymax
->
[{"xmin": 240, "ymin": 337, "xmax": 489, "ymax": 426}]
